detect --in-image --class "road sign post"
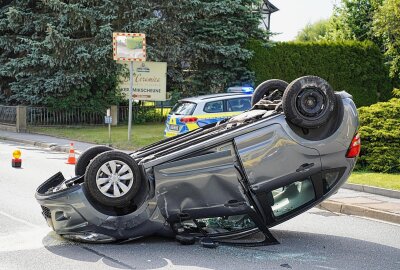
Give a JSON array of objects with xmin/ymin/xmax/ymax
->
[
  {"xmin": 105, "ymin": 110, "xmax": 113, "ymax": 146},
  {"xmin": 128, "ymin": 61, "xmax": 134, "ymax": 141},
  {"xmin": 113, "ymin": 33, "xmax": 167, "ymax": 142},
  {"xmin": 113, "ymin": 33, "xmax": 147, "ymax": 142}
]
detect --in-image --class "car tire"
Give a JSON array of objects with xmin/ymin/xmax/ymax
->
[
  {"xmin": 282, "ymin": 76, "xmax": 337, "ymax": 128},
  {"xmin": 75, "ymin": 146, "xmax": 113, "ymax": 176},
  {"xmin": 251, "ymin": 79, "xmax": 289, "ymax": 106},
  {"xmin": 84, "ymin": 151, "xmax": 142, "ymax": 207}
]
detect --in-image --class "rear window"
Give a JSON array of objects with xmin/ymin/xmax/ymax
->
[{"xmin": 170, "ymin": 101, "xmax": 196, "ymax": 115}]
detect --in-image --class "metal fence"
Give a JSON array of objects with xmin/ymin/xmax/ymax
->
[
  {"xmin": 28, "ymin": 107, "xmax": 104, "ymax": 126},
  {"xmin": 0, "ymin": 103, "xmax": 172, "ymax": 126},
  {"xmin": 0, "ymin": 105, "xmax": 17, "ymax": 125}
]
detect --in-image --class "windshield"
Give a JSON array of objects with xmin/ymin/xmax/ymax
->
[{"xmin": 170, "ymin": 101, "xmax": 196, "ymax": 115}]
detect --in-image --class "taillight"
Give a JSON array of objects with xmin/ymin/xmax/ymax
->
[
  {"xmin": 180, "ymin": 117, "xmax": 198, "ymax": 123},
  {"xmin": 346, "ymin": 133, "xmax": 361, "ymax": 158}
]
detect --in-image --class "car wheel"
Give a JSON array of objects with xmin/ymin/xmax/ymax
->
[
  {"xmin": 75, "ymin": 146, "xmax": 113, "ymax": 176},
  {"xmin": 84, "ymin": 151, "xmax": 142, "ymax": 207},
  {"xmin": 282, "ymin": 76, "xmax": 337, "ymax": 128},
  {"xmin": 251, "ymin": 79, "xmax": 288, "ymax": 106}
]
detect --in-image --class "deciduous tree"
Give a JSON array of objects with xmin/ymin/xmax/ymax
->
[
  {"xmin": 328, "ymin": 0, "xmax": 383, "ymax": 45},
  {"xmin": 295, "ymin": 19, "xmax": 330, "ymax": 42},
  {"xmin": 373, "ymin": 0, "xmax": 400, "ymax": 80}
]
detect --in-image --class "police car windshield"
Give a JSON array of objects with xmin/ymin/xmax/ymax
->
[{"xmin": 170, "ymin": 101, "xmax": 196, "ymax": 115}]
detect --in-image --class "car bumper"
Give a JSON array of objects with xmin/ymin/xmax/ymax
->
[
  {"xmin": 35, "ymin": 172, "xmax": 172, "ymax": 242},
  {"xmin": 164, "ymin": 131, "xmax": 180, "ymax": 138}
]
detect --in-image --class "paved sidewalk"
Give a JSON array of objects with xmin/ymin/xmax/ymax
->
[
  {"xmin": 321, "ymin": 188, "xmax": 400, "ymax": 224},
  {"xmin": 0, "ymin": 130, "xmax": 96, "ymax": 153}
]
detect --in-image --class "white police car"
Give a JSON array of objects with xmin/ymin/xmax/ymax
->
[{"xmin": 164, "ymin": 87, "xmax": 253, "ymax": 138}]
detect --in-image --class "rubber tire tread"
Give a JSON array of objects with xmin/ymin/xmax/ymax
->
[
  {"xmin": 282, "ymin": 76, "xmax": 337, "ymax": 128},
  {"xmin": 75, "ymin": 146, "xmax": 113, "ymax": 176},
  {"xmin": 251, "ymin": 79, "xmax": 289, "ymax": 106}
]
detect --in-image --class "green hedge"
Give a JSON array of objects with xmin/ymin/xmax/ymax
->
[
  {"xmin": 247, "ymin": 40, "xmax": 392, "ymax": 107},
  {"xmin": 356, "ymin": 92, "xmax": 400, "ymax": 172}
]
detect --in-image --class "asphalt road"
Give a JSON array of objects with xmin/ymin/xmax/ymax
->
[{"xmin": 0, "ymin": 140, "xmax": 399, "ymax": 270}]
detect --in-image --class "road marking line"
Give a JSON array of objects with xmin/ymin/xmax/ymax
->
[
  {"xmin": 0, "ymin": 228, "xmax": 61, "ymax": 252},
  {"xmin": 0, "ymin": 210, "xmax": 41, "ymax": 228}
]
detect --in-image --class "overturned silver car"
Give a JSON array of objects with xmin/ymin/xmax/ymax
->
[{"xmin": 36, "ymin": 76, "xmax": 360, "ymax": 246}]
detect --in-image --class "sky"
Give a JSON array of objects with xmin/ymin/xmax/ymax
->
[{"xmin": 269, "ymin": 0, "xmax": 339, "ymax": 41}]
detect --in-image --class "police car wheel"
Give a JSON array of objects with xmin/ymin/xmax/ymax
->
[
  {"xmin": 251, "ymin": 80, "xmax": 288, "ymax": 106},
  {"xmin": 84, "ymin": 151, "xmax": 142, "ymax": 207}
]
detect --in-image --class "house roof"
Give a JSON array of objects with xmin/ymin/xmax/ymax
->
[{"xmin": 261, "ymin": 0, "xmax": 279, "ymax": 14}]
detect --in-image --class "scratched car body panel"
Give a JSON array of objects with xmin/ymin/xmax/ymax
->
[{"xmin": 35, "ymin": 77, "xmax": 360, "ymax": 245}]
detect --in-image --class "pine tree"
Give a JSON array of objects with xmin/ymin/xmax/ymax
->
[
  {"xmin": 185, "ymin": 0, "xmax": 264, "ymax": 94},
  {"xmin": 145, "ymin": 0, "xmax": 265, "ymax": 96},
  {"xmin": 0, "ymin": 0, "xmax": 40, "ymax": 104},
  {"xmin": 0, "ymin": 0, "xmax": 266, "ymax": 107},
  {"xmin": 0, "ymin": 0, "xmax": 127, "ymax": 108}
]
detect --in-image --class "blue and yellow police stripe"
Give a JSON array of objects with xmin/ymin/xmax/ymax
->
[{"xmin": 165, "ymin": 112, "xmax": 241, "ymax": 138}]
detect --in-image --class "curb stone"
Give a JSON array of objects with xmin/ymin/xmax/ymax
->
[
  {"xmin": 318, "ymin": 201, "xmax": 400, "ymax": 225},
  {"xmin": 0, "ymin": 135, "xmax": 82, "ymax": 155},
  {"xmin": 343, "ymin": 183, "xmax": 400, "ymax": 199}
]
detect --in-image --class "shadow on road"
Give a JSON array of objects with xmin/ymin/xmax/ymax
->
[{"xmin": 42, "ymin": 230, "xmax": 400, "ymax": 269}]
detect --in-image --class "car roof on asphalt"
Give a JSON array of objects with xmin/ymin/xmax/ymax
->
[{"xmin": 181, "ymin": 93, "xmax": 251, "ymax": 103}]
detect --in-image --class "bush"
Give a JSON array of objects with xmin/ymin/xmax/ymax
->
[
  {"xmin": 247, "ymin": 40, "xmax": 392, "ymax": 107},
  {"xmin": 356, "ymin": 89, "xmax": 400, "ymax": 172}
]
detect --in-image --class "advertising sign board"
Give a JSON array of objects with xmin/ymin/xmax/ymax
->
[{"xmin": 119, "ymin": 62, "xmax": 167, "ymax": 101}]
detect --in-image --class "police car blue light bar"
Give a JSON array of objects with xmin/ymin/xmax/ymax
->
[{"xmin": 226, "ymin": 86, "xmax": 254, "ymax": 94}]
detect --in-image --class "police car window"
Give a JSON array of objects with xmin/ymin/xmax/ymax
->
[
  {"xmin": 204, "ymin": 101, "xmax": 223, "ymax": 113},
  {"xmin": 170, "ymin": 102, "xmax": 196, "ymax": 115},
  {"xmin": 227, "ymin": 97, "xmax": 251, "ymax": 112}
]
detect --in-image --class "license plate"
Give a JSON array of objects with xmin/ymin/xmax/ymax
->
[{"xmin": 169, "ymin": 124, "xmax": 180, "ymax": 131}]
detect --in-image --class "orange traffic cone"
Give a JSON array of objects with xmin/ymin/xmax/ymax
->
[{"xmin": 66, "ymin": 143, "xmax": 76, "ymax": 165}]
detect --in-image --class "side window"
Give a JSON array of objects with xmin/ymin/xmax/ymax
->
[
  {"xmin": 227, "ymin": 98, "xmax": 252, "ymax": 112},
  {"xmin": 269, "ymin": 178, "xmax": 315, "ymax": 218},
  {"xmin": 204, "ymin": 101, "xmax": 223, "ymax": 113}
]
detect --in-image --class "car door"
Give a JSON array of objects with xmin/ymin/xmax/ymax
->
[
  {"xmin": 197, "ymin": 100, "xmax": 228, "ymax": 126},
  {"xmin": 233, "ymin": 124, "xmax": 322, "ymax": 226},
  {"xmin": 197, "ymin": 98, "xmax": 252, "ymax": 128},
  {"xmin": 153, "ymin": 142, "xmax": 252, "ymax": 222}
]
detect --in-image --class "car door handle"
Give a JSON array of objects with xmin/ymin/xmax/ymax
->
[
  {"xmin": 224, "ymin": 200, "xmax": 246, "ymax": 208},
  {"xmin": 296, "ymin": 163, "xmax": 315, "ymax": 172}
]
